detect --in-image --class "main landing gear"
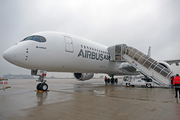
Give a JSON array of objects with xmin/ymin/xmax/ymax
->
[
  {"xmin": 36, "ymin": 75, "xmax": 48, "ymax": 91},
  {"xmin": 105, "ymin": 75, "xmax": 118, "ymax": 85}
]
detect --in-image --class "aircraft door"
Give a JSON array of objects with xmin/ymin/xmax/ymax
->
[
  {"xmin": 108, "ymin": 44, "xmax": 127, "ymax": 62},
  {"xmin": 64, "ymin": 36, "xmax": 74, "ymax": 52}
]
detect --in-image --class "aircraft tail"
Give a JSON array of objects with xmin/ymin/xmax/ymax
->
[{"xmin": 147, "ymin": 46, "xmax": 151, "ymax": 57}]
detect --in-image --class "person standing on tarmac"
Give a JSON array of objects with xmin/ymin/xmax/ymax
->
[
  {"xmin": 170, "ymin": 76, "xmax": 174, "ymax": 88},
  {"xmin": 173, "ymin": 74, "xmax": 180, "ymax": 98},
  {"xmin": 104, "ymin": 76, "xmax": 108, "ymax": 85}
]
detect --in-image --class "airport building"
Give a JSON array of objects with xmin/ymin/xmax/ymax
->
[{"xmin": 3, "ymin": 74, "xmax": 34, "ymax": 79}]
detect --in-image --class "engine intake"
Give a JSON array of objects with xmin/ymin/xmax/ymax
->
[
  {"xmin": 74, "ymin": 73, "xmax": 94, "ymax": 81},
  {"xmin": 120, "ymin": 63, "xmax": 136, "ymax": 72},
  {"xmin": 157, "ymin": 61, "xmax": 173, "ymax": 73}
]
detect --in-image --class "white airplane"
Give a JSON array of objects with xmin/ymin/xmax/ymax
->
[{"xmin": 3, "ymin": 31, "xmax": 179, "ymax": 91}]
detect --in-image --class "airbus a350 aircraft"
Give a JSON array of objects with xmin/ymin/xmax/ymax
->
[{"xmin": 3, "ymin": 31, "xmax": 179, "ymax": 90}]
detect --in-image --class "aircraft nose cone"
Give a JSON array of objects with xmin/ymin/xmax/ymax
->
[{"xmin": 3, "ymin": 46, "xmax": 16, "ymax": 64}]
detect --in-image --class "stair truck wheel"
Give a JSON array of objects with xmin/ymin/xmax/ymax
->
[
  {"xmin": 146, "ymin": 83, "xmax": 152, "ymax": 88},
  {"xmin": 126, "ymin": 83, "xmax": 130, "ymax": 87}
]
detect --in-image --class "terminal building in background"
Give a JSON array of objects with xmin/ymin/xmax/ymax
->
[{"xmin": 3, "ymin": 74, "xmax": 34, "ymax": 79}]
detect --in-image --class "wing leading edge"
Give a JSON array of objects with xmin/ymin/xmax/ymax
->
[{"xmin": 164, "ymin": 59, "xmax": 180, "ymax": 66}]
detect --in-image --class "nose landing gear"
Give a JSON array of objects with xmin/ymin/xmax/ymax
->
[
  {"xmin": 31, "ymin": 70, "xmax": 48, "ymax": 91},
  {"xmin": 36, "ymin": 82, "xmax": 48, "ymax": 91},
  {"xmin": 36, "ymin": 75, "xmax": 48, "ymax": 91}
]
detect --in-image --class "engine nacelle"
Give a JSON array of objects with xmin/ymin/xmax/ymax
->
[
  {"xmin": 74, "ymin": 73, "xmax": 94, "ymax": 81},
  {"xmin": 119, "ymin": 63, "xmax": 136, "ymax": 72},
  {"xmin": 157, "ymin": 61, "xmax": 173, "ymax": 73}
]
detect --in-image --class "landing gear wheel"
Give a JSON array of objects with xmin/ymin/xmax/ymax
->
[
  {"xmin": 40, "ymin": 83, "xmax": 48, "ymax": 91},
  {"xmin": 111, "ymin": 78, "xmax": 114, "ymax": 85},
  {"xmin": 115, "ymin": 78, "xmax": 118, "ymax": 83},
  {"xmin": 146, "ymin": 84, "xmax": 152, "ymax": 88},
  {"xmin": 36, "ymin": 83, "xmax": 48, "ymax": 91},
  {"xmin": 107, "ymin": 78, "xmax": 110, "ymax": 83},
  {"xmin": 36, "ymin": 83, "xmax": 41, "ymax": 90},
  {"xmin": 126, "ymin": 83, "xmax": 130, "ymax": 87}
]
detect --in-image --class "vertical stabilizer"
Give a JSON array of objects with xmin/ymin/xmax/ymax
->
[{"xmin": 147, "ymin": 46, "xmax": 151, "ymax": 57}]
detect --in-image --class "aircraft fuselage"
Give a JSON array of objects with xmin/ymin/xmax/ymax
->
[{"xmin": 3, "ymin": 31, "xmax": 134, "ymax": 75}]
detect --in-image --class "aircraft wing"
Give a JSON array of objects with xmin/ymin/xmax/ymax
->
[{"xmin": 164, "ymin": 59, "xmax": 180, "ymax": 66}]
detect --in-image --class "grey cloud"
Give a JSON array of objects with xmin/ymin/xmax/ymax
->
[{"xmin": 0, "ymin": 0, "xmax": 180, "ymax": 77}]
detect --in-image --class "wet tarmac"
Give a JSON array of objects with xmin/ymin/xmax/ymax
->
[{"xmin": 0, "ymin": 78, "xmax": 180, "ymax": 120}]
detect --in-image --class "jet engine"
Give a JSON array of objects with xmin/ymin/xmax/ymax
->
[
  {"xmin": 157, "ymin": 61, "xmax": 173, "ymax": 73},
  {"xmin": 119, "ymin": 63, "xmax": 136, "ymax": 72},
  {"xmin": 74, "ymin": 73, "xmax": 94, "ymax": 81}
]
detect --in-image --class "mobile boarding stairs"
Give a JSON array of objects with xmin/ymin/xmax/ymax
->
[{"xmin": 108, "ymin": 44, "xmax": 172, "ymax": 88}]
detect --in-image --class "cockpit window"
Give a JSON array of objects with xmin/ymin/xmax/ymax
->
[{"xmin": 23, "ymin": 35, "xmax": 46, "ymax": 42}]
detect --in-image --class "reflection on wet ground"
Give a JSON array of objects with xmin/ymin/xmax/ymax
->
[{"xmin": 0, "ymin": 79, "xmax": 180, "ymax": 120}]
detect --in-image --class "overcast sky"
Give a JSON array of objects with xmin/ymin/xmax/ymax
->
[{"xmin": 0, "ymin": 0, "xmax": 180, "ymax": 77}]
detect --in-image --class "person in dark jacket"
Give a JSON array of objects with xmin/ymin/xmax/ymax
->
[
  {"xmin": 170, "ymin": 76, "xmax": 174, "ymax": 88},
  {"xmin": 173, "ymin": 74, "xmax": 180, "ymax": 98},
  {"xmin": 104, "ymin": 76, "xmax": 108, "ymax": 85}
]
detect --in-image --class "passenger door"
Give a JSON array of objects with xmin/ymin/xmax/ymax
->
[{"xmin": 64, "ymin": 36, "xmax": 74, "ymax": 53}]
